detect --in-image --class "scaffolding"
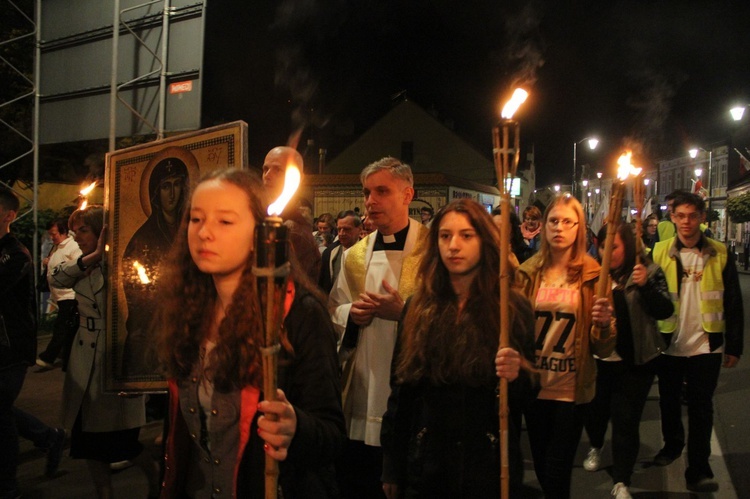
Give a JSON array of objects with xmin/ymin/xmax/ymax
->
[
  {"xmin": 0, "ymin": 0, "xmax": 38, "ymax": 272},
  {"xmin": 1, "ymin": 0, "xmax": 197, "ymax": 306}
]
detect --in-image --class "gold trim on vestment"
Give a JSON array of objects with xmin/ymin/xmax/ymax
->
[{"xmin": 343, "ymin": 223, "xmax": 429, "ymax": 300}]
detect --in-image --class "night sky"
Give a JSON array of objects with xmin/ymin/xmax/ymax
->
[{"xmin": 202, "ymin": 0, "xmax": 750, "ymax": 185}]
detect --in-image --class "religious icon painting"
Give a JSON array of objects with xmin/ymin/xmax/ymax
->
[{"xmin": 104, "ymin": 121, "xmax": 248, "ymax": 392}]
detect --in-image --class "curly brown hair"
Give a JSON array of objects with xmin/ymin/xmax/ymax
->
[
  {"xmin": 157, "ymin": 168, "xmax": 305, "ymax": 392},
  {"xmin": 395, "ymin": 199, "xmax": 528, "ymax": 386}
]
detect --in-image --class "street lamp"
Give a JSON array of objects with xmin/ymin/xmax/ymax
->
[
  {"xmin": 573, "ymin": 137, "xmax": 599, "ymax": 200},
  {"xmin": 688, "ymin": 147, "xmax": 713, "ymax": 212},
  {"xmin": 730, "ymin": 105, "xmax": 748, "ymax": 121},
  {"xmin": 691, "ymin": 167, "xmax": 703, "ymax": 200}
]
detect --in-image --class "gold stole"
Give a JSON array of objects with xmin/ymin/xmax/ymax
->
[{"xmin": 343, "ymin": 223, "xmax": 429, "ymax": 300}]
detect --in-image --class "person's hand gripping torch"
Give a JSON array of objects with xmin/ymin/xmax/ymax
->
[
  {"xmin": 492, "ymin": 87, "xmax": 528, "ymax": 499},
  {"xmin": 253, "ymin": 163, "xmax": 300, "ymax": 499}
]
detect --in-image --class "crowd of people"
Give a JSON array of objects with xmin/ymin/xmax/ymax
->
[{"xmin": 0, "ymin": 150, "xmax": 744, "ymax": 499}]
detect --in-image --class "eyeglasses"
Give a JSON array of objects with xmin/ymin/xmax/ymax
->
[
  {"xmin": 673, "ymin": 212, "xmax": 701, "ymax": 221},
  {"xmin": 547, "ymin": 218, "xmax": 579, "ymax": 229}
]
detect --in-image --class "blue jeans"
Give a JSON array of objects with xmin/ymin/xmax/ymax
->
[{"xmin": 0, "ymin": 364, "xmax": 27, "ymax": 499}]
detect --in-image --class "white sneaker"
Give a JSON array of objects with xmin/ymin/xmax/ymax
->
[
  {"xmin": 611, "ymin": 482, "xmax": 632, "ymax": 499},
  {"xmin": 583, "ymin": 446, "xmax": 601, "ymax": 471},
  {"xmin": 109, "ymin": 460, "xmax": 133, "ymax": 471},
  {"xmin": 36, "ymin": 358, "xmax": 55, "ymax": 369}
]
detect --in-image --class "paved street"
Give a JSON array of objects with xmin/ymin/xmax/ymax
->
[{"xmin": 12, "ymin": 271, "xmax": 750, "ymax": 498}]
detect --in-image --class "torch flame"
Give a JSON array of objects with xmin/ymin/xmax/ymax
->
[
  {"xmin": 79, "ymin": 181, "xmax": 97, "ymax": 210},
  {"xmin": 616, "ymin": 151, "xmax": 642, "ymax": 180},
  {"xmin": 267, "ymin": 164, "xmax": 301, "ymax": 216},
  {"xmin": 133, "ymin": 261, "xmax": 151, "ymax": 284},
  {"xmin": 80, "ymin": 181, "xmax": 97, "ymax": 196},
  {"xmin": 501, "ymin": 88, "xmax": 529, "ymax": 119}
]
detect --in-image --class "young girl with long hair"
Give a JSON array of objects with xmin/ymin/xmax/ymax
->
[
  {"xmin": 581, "ymin": 223, "xmax": 671, "ymax": 499},
  {"xmin": 514, "ymin": 194, "xmax": 616, "ymax": 498},
  {"xmin": 380, "ymin": 199, "xmax": 535, "ymax": 498},
  {"xmin": 157, "ymin": 168, "xmax": 345, "ymax": 498}
]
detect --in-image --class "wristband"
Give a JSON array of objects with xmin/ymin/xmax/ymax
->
[{"xmin": 77, "ymin": 255, "xmax": 87, "ymax": 271}]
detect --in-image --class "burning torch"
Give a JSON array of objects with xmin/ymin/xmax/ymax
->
[
  {"xmin": 78, "ymin": 180, "xmax": 97, "ymax": 210},
  {"xmin": 596, "ymin": 152, "xmax": 640, "ymax": 297},
  {"xmin": 492, "ymin": 87, "xmax": 528, "ymax": 499},
  {"xmin": 252, "ymin": 163, "xmax": 299, "ymax": 499},
  {"xmin": 633, "ymin": 172, "xmax": 646, "ymax": 264}
]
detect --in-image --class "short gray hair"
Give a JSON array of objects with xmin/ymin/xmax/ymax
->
[{"xmin": 360, "ymin": 157, "xmax": 413, "ymax": 187}]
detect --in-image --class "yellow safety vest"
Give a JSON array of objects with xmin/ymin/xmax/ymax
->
[
  {"xmin": 652, "ymin": 237, "xmax": 726, "ymax": 334},
  {"xmin": 657, "ymin": 220, "xmax": 675, "ymax": 241}
]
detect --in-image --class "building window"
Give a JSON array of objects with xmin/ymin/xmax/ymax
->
[{"xmin": 711, "ymin": 164, "xmax": 718, "ymax": 189}]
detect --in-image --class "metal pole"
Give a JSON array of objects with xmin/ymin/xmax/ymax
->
[
  {"xmin": 572, "ymin": 141, "xmax": 577, "ymax": 199},
  {"xmin": 34, "ymin": 0, "xmax": 41, "ymax": 302},
  {"xmin": 318, "ymin": 148, "xmax": 327, "ymax": 175},
  {"xmin": 708, "ymin": 148, "xmax": 714, "ymax": 214},
  {"xmin": 109, "ymin": 0, "xmax": 120, "ymax": 152},
  {"xmin": 157, "ymin": 0, "xmax": 170, "ymax": 140}
]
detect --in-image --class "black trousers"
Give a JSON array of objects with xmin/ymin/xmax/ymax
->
[
  {"xmin": 656, "ymin": 353, "xmax": 722, "ymax": 481},
  {"xmin": 38, "ymin": 299, "xmax": 78, "ymax": 367},
  {"xmin": 337, "ymin": 439, "xmax": 386, "ymax": 499},
  {"xmin": 525, "ymin": 398, "xmax": 585, "ymax": 499},
  {"xmin": 0, "ymin": 364, "xmax": 26, "ymax": 498},
  {"xmin": 584, "ymin": 359, "xmax": 655, "ymax": 485}
]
